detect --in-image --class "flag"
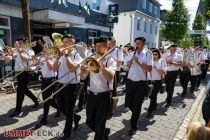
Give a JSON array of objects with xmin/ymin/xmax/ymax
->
[{"xmin": 83, "ymin": 2, "xmax": 90, "ymax": 15}]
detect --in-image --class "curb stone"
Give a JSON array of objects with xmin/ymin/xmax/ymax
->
[{"xmin": 173, "ymin": 88, "xmax": 206, "ymax": 140}]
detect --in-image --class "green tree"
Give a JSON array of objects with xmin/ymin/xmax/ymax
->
[
  {"xmin": 202, "ymin": 0, "xmax": 210, "ymax": 19},
  {"xmin": 162, "ymin": 0, "xmax": 190, "ymax": 44},
  {"xmin": 191, "ymin": 12, "xmax": 207, "ymax": 46}
]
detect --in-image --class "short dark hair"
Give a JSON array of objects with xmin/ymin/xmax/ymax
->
[
  {"xmin": 94, "ymin": 36, "xmax": 108, "ymax": 45},
  {"xmin": 17, "ymin": 37, "xmax": 28, "ymax": 42},
  {"xmin": 134, "ymin": 37, "xmax": 146, "ymax": 43},
  {"xmin": 62, "ymin": 34, "xmax": 75, "ymax": 41},
  {"xmin": 169, "ymin": 44, "xmax": 177, "ymax": 48},
  {"xmin": 152, "ymin": 49, "xmax": 161, "ymax": 59}
]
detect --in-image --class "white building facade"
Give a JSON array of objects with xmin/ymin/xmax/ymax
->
[{"xmin": 114, "ymin": 0, "xmax": 161, "ymax": 48}]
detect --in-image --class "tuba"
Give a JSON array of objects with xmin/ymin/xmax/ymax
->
[
  {"xmin": 190, "ymin": 49, "xmax": 201, "ymax": 76},
  {"xmin": 52, "ymin": 33, "xmax": 63, "ymax": 48}
]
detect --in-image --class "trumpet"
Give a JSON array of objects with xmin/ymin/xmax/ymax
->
[{"xmin": 38, "ymin": 45, "xmax": 121, "ymax": 103}]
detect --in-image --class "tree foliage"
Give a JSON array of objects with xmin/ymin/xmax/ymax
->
[
  {"xmin": 191, "ymin": 12, "xmax": 208, "ymax": 46},
  {"xmin": 162, "ymin": 0, "xmax": 190, "ymax": 44}
]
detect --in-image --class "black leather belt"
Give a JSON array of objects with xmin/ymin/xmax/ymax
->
[
  {"xmin": 127, "ymin": 79, "xmax": 147, "ymax": 83},
  {"xmin": 89, "ymin": 91, "xmax": 110, "ymax": 96},
  {"xmin": 43, "ymin": 77, "xmax": 55, "ymax": 80}
]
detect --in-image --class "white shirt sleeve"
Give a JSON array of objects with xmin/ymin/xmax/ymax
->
[
  {"xmin": 146, "ymin": 51, "xmax": 153, "ymax": 66},
  {"xmin": 107, "ymin": 57, "xmax": 117, "ymax": 72},
  {"xmin": 73, "ymin": 52, "xmax": 83, "ymax": 64}
]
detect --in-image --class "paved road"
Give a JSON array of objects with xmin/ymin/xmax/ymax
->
[{"xmin": 0, "ymin": 78, "xmax": 208, "ymax": 140}]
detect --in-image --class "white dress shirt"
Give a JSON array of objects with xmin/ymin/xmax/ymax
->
[
  {"xmin": 111, "ymin": 48, "xmax": 124, "ymax": 71},
  {"xmin": 13, "ymin": 49, "xmax": 34, "ymax": 71},
  {"xmin": 58, "ymin": 50, "xmax": 83, "ymax": 84},
  {"xmin": 150, "ymin": 60, "xmax": 166, "ymax": 81},
  {"xmin": 163, "ymin": 52, "xmax": 182, "ymax": 71},
  {"xmin": 89, "ymin": 56, "xmax": 117, "ymax": 93},
  {"xmin": 125, "ymin": 50, "xmax": 153, "ymax": 81},
  {"xmin": 40, "ymin": 55, "xmax": 57, "ymax": 78}
]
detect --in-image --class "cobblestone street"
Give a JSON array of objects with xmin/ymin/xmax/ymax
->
[{"xmin": 0, "ymin": 78, "xmax": 208, "ymax": 140}]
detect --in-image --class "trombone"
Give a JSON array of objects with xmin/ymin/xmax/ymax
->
[{"xmin": 38, "ymin": 45, "xmax": 120, "ymax": 103}]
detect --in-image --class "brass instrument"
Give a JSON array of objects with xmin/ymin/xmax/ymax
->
[
  {"xmin": 52, "ymin": 33, "xmax": 63, "ymax": 48},
  {"xmin": 190, "ymin": 49, "xmax": 202, "ymax": 76},
  {"xmin": 38, "ymin": 45, "xmax": 120, "ymax": 103}
]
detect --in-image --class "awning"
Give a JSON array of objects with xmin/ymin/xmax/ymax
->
[{"xmin": 32, "ymin": 9, "xmax": 85, "ymax": 26}]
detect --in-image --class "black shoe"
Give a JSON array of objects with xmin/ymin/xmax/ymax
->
[
  {"xmin": 55, "ymin": 112, "xmax": 60, "ymax": 118},
  {"xmin": 181, "ymin": 93, "xmax": 185, "ymax": 98},
  {"xmin": 34, "ymin": 119, "xmax": 47, "ymax": 129},
  {"xmin": 9, "ymin": 111, "xmax": 22, "ymax": 118},
  {"xmin": 33, "ymin": 101, "xmax": 39, "ymax": 108},
  {"xmin": 58, "ymin": 136, "xmax": 71, "ymax": 140},
  {"xmin": 74, "ymin": 106, "xmax": 83, "ymax": 113},
  {"xmin": 128, "ymin": 128, "xmax": 137, "ymax": 136},
  {"xmin": 146, "ymin": 112, "xmax": 152, "ymax": 118},
  {"xmin": 104, "ymin": 128, "xmax": 110, "ymax": 140},
  {"xmin": 165, "ymin": 103, "xmax": 171, "ymax": 107},
  {"xmin": 73, "ymin": 115, "xmax": 81, "ymax": 131}
]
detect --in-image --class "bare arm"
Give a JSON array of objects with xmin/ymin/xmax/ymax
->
[
  {"xmin": 53, "ymin": 58, "xmax": 60, "ymax": 71},
  {"xmin": 100, "ymin": 63, "xmax": 115, "ymax": 82},
  {"xmin": 65, "ymin": 56, "xmax": 80, "ymax": 72},
  {"xmin": 45, "ymin": 58, "xmax": 54, "ymax": 71}
]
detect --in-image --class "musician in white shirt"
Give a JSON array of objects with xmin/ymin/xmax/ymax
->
[
  {"xmin": 124, "ymin": 37, "xmax": 152, "ymax": 135},
  {"xmin": 163, "ymin": 44, "xmax": 182, "ymax": 107},
  {"xmin": 80, "ymin": 36, "xmax": 117, "ymax": 140},
  {"xmin": 5, "ymin": 37, "xmax": 38, "ymax": 117},
  {"xmin": 146, "ymin": 49, "xmax": 166, "ymax": 118},
  {"xmin": 26, "ymin": 43, "xmax": 59, "ymax": 128},
  {"xmin": 53, "ymin": 34, "xmax": 82, "ymax": 139},
  {"xmin": 108, "ymin": 37, "xmax": 123, "ymax": 104}
]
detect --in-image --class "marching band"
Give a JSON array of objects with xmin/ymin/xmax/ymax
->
[{"xmin": 0, "ymin": 33, "xmax": 209, "ymax": 140}]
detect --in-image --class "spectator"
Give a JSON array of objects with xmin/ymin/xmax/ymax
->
[
  {"xmin": 187, "ymin": 122, "xmax": 210, "ymax": 140},
  {"xmin": 33, "ymin": 38, "xmax": 43, "ymax": 55}
]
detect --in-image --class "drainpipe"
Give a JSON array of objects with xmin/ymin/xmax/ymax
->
[{"xmin": 130, "ymin": 12, "xmax": 135, "ymax": 46}]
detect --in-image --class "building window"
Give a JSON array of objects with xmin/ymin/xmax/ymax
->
[
  {"xmin": 142, "ymin": 0, "xmax": 146, "ymax": 10},
  {"xmin": 155, "ymin": 26, "xmax": 158, "ymax": 34},
  {"xmin": 144, "ymin": 21, "xmax": 147, "ymax": 32},
  {"xmin": 149, "ymin": 2, "xmax": 153, "ymax": 13},
  {"xmin": 150, "ymin": 24, "xmax": 152, "ymax": 33},
  {"xmin": 154, "ymin": 6, "xmax": 158, "ymax": 16},
  {"xmin": 90, "ymin": 0, "xmax": 100, "ymax": 11},
  {"xmin": 137, "ymin": 20, "xmax": 141, "ymax": 31},
  {"xmin": 0, "ymin": 17, "xmax": 9, "ymax": 27}
]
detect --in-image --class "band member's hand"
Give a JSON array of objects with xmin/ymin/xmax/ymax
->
[
  {"xmin": 132, "ymin": 56, "xmax": 138, "ymax": 63},
  {"xmin": 117, "ymin": 61, "xmax": 121, "ymax": 67},
  {"xmin": 167, "ymin": 60, "xmax": 172, "ymax": 65},
  {"xmin": 127, "ymin": 61, "xmax": 132, "ymax": 68}
]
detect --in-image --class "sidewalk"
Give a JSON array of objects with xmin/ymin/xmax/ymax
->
[{"xmin": 0, "ymin": 78, "xmax": 208, "ymax": 140}]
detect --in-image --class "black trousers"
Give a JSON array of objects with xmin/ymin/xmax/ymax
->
[
  {"xmin": 125, "ymin": 79, "xmax": 146, "ymax": 129},
  {"xmin": 148, "ymin": 80, "xmax": 162, "ymax": 113},
  {"xmin": 56, "ymin": 83, "xmax": 80, "ymax": 137},
  {"xmin": 165, "ymin": 71, "xmax": 179, "ymax": 104},
  {"xmin": 190, "ymin": 75, "xmax": 198, "ymax": 92},
  {"xmin": 41, "ymin": 78, "xmax": 58, "ymax": 121},
  {"xmin": 78, "ymin": 78, "xmax": 88, "ymax": 109},
  {"xmin": 86, "ymin": 92, "xmax": 111, "ymax": 140},
  {"xmin": 196, "ymin": 74, "xmax": 202, "ymax": 88},
  {"xmin": 179, "ymin": 69, "xmax": 191, "ymax": 95},
  {"xmin": 201, "ymin": 62, "xmax": 209, "ymax": 80},
  {"xmin": 202, "ymin": 97, "xmax": 210, "ymax": 126},
  {"xmin": 15, "ymin": 71, "xmax": 38, "ymax": 112}
]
